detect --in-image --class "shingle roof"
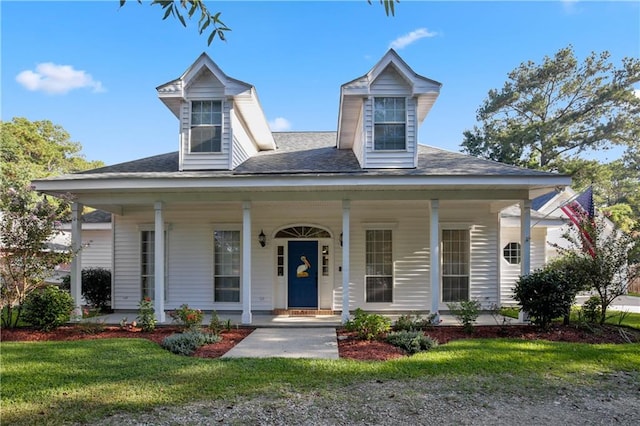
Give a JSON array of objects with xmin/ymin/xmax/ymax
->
[{"xmin": 72, "ymin": 131, "xmax": 557, "ymax": 179}]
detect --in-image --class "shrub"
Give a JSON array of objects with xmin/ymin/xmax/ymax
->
[
  {"xmin": 208, "ymin": 310, "xmax": 222, "ymax": 335},
  {"xmin": 161, "ymin": 331, "xmax": 221, "ymax": 356},
  {"xmin": 137, "ymin": 297, "xmax": 156, "ymax": 332},
  {"xmin": 344, "ymin": 308, "xmax": 391, "ymax": 340},
  {"xmin": 60, "ymin": 274, "xmax": 71, "ymax": 291},
  {"xmin": 513, "ymin": 268, "xmax": 577, "ymax": 330},
  {"xmin": 582, "ymin": 295, "xmax": 602, "ymax": 324},
  {"xmin": 447, "ymin": 299, "xmax": 482, "ymax": 333},
  {"xmin": 21, "ymin": 285, "xmax": 75, "ymax": 331},
  {"xmin": 81, "ymin": 268, "xmax": 112, "ymax": 312},
  {"xmin": 169, "ymin": 304, "xmax": 204, "ymax": 331},
  {"xmin": 394, "ymin": 313, "xmax": 437, "ymax": 331},
  {"xmin": 386, "ymin": 330, "xmax": 438, "ymax": 355}
]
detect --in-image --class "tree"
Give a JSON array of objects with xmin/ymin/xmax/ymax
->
[
  {"xmin": 1, "ymin": 118, "xmax": 104, "ymax": 192},
  {"xmin": 120, "ymin": 0, "xmax": 399, "ymax": 45},
  {"xmin": 1, "ymin": 118, "xmax": 103, "ymax": 328},
  {"xmin": 557, "ymin": 215, "xmax": 640, "ymax": 324},
  {"xmin": 461, "ymin": 46, "xmax": 640, "ymax": 171},
  {"xmin": 1, "ymin": 186, "xmax": 72, "ymax": 328}
]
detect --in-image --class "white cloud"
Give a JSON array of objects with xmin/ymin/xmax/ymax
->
[
  {"xmin": 561, "ymin": 0, "xmax": 580, "ymax": 14},
  {"xmin": 16, "ymin": 62, "xmax": 105, "ymax": 95},
  {"xmin": 269, "ymin": 117, "xmax": 292, "ymax": 131},
  {"xmin": 389, "ymin": 28, "xmax": 438, "ymax": 50}
]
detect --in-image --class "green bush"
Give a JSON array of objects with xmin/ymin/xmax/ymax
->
[
  {"xmin": 208, "ymin": 310, "xmax": 223, "ymax": 335},
  {"xmin": 394, "ymin": 313, "xmax": 437, "ymax": 331},
  {"xmin": 582, "ymin": 295, "xmax": 602, "ymax": 324},
  {"xmin": 386, "ymin": 330, "xmax": 438, "ymax": 355},
  {"xmin": 513, "ymin": 268, "xmax": 577, "ymax": 330},
  {"xmin": 81, "ymin": 268, "xmax": 111, "ymax": 312},
  {"xmin": 447, "ymin": 299, "xmax": 482, "ymax": 333},
  {"xmin": 344, "ymin": 308, "xmax": 391, "ymax": 340},
  {"xmin": 161, "ymin": 331, "xmax": 221, "ymax": 356},
  {"xmin": 21, "ymin": 285, "xmax": 75, "ymax": 331},
  {"xmin": 137, "ymin": 297, "xmax": 157, "ymax": 332},
  {"xmin": 169, "ymin": 304, "xmax": 204, "ymax": 331}
]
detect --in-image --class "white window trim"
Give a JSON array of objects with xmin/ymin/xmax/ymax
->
[
  {"xmin": 137, "ymin": 224, "xmax": 169, "ymax": 301},
  {"xmin": 373, "ymin": 97, "xmax": 407, "ymax": 152},
  {"xmin": 364, "ymin": 228, "xmax": 395, "ymax": 304},
  {"xmin": 440, "ymin": 225, "xmax": 472, "ymax": 303},
  {"xmin": 189, "ymin": 99, "xmax": 224, "ymax": 154},
  {"xmin": 212, "ymin": 224, "xmax": 242, "ymax": 305}
]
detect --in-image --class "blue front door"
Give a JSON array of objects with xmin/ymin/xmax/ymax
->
[{"xmin": 288, "ymin": 241, "xmax": 318, "ymax": 308}]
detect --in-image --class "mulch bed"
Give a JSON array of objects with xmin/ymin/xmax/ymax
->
[{"xmin": 2, "ymin": 323, "xmax": 638, "ymax": 362}]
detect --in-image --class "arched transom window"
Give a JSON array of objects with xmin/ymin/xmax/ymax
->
[{"xmin": 275, "ymin": 226, "xmax": 331, "ymax": 239}]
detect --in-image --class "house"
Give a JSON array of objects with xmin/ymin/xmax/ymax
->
[{"xmin": 32, "ymin": 50, "xmax": 571, "ymax": 324}]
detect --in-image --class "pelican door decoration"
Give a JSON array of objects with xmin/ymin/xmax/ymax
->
[{"xmin": 296, "ymin": 256, "xmax": 311, "ymax": 278}]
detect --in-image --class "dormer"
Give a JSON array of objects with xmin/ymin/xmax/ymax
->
[
  {"xmin": 157, "ymin": 53, "xmax": 276, "ymax": 171},
  {"xmin": 337, "ymin": 49, "xmax": 441, "ymax": 169}
]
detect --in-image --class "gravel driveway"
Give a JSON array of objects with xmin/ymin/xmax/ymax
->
[{"xmin": 95, "ymin": 372, "xmax": 639, "ymax": 425}]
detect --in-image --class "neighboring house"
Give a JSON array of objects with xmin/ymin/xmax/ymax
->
[
  {"xmin": 33, "ymin": 50, "xmax": 570, "ymax": 323},
  {"xmin": 499, "ymin": 190, "xmax": 568, "ymax": 305},
  {"xmin": 47, "ymin": 209, "xmax": 113, "ymax": 285}
]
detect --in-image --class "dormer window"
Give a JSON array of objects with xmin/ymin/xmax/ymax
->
[
  {"xmin": 374, "ymin": 97, "xmax": 406, "ymax": 150},
  {"xmin": 190, "ymin": 100, "xmax": 222, "ymax": 152}
]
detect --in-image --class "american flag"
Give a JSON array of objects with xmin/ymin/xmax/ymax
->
[{"xmin": 560, "ymin": 186, "xmax": 595, "ymax": 257}]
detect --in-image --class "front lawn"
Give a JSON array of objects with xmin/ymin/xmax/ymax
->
[{"xmin": 2, "ymin": 338, "xmax": 639, "ymax": 425}]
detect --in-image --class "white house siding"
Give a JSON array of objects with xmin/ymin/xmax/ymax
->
[
  {"xmin": 499, "ymin": 226, "xmax": 547, "ymax": 305},
  {"xmin": 340, "ymin": 201, "xmax": 431, "ymax": 312},
  {"xmin": 80, "ymin": 230, "xmax": 112, "ymax": 270},
  {"xmin": 362, "ymin": 96, "xmax": 417, "ymax": 169},
  {"xmin": 440, "ymin": 205, "xmax": 500, "ymax": 310},
  {"xmin": 230, "ymin": 108, "xmax": 258, "ymax": 169},
  {"xmin": 179, "ymin": 69, "xmax": 233, "ymax": 171}
]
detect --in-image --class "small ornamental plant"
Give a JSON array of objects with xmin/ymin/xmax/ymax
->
[
  {"xmin": 169, "ymin": 304, "xmax": 204, "ymax": 331},
  {"xmin": 137, "ymin": 297, "xmax": 157, "ymax": 332}
]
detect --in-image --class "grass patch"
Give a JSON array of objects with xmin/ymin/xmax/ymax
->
[
  {"xmin": 498, "ymin": 306, "xmax": 520, "ymax": 319},
  {"xmin": 2, "ymin": 337, "xmax": 639, "ymax": 425},
  {"xmin": 570, "ymin": 309, "xmax": 640, "ymax": 329}
]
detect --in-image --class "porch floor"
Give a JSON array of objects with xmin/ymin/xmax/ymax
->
[{"xmin": 89, "ymin": 312, "xmax": 522, "ymax": 327}]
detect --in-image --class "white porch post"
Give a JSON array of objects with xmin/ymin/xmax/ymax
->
[
  {"xmin": 429, "ymin": 199, "xmax": 440, "ymax": 322},
  {"xmin": 519, "ymin": 199, "xmax": 532, "ymax": 323},
  {"xmin": 341, "ymin": 200, "xmax": 351, "ymax": 324},
  {"xmin": 520, "ymin": 200, "xmax": 532, "ymax": 277},
  {"xmin": 154, "ymin": 202, "xmax": 166, "ymax": 323},
  {"xmin": 70, "ymin": 202, "xmax": 83, "ymax": 320},
  {"xmin": 241, "ymin": 201, "xmax": 252, "ymax": 324}
]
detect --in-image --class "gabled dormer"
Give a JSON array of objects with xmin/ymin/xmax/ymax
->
[
  {"xmin": 337, "ymin": 49, "xmax": 441, "ymax": 169},
  {"xmin": 157, "ymin": 53, "xmax": 275, "ymax": 171}
]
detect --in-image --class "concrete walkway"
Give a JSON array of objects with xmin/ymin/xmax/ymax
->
[{"xmin": 221, "ymin": 327, "xmax": 339, "ymax": 359}]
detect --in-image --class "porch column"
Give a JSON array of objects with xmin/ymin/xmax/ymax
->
[
  {"xmin": 70, "ymin": 202, "xmax": 83, "ymax": 320},
  {"xmin": 429, "ymin": 200, "xmax": 440, "ymax": 322},
  {"xmin": 154, "ymin": 202, "xmax": 166, "ymax": 323},
  {"xmin": 341, "ymin": 200, "xmax": 351, "ymax": 323},
  {"xmin": 520, "ymin": 200, "xmax": 532, "ymax": 277},
  {"xmin": 242, "ymin": 201, "xmax": 252, "ymax": 324}
]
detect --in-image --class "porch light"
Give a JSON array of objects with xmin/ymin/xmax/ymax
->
[
  {"xmin": 340, "ymin": 232, "xmax": 343, "ymax": 247},
  {"xmin": 258, "ymin": 229, "xmax": 266, "ymax": 247}
]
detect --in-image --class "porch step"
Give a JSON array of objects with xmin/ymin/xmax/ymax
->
[{"xmin": 272, "ymin": 309, "xmax": 336, "ymax": 317}]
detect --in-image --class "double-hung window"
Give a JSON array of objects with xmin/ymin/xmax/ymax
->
[
  {"xmin": 374, "ymin": 97, "xmax": 406, "ymax": 150},
  {"xmin": 140, "ymin": 230, "xmax": 167, "ymax": 300},
  {"xmin": 365, "ymin": 230, "xmax": 393, "ymax": 303},
  {"xmin": 191, "ymin": 100, "xmax": 222, "ymax": 152},
  {"xmin": 214, "ymin": 230, "xmax": 241, "ymax": 302},
  {"xmin": 442, "ymin": 229, "xmax": 470, "ymax": 302}
]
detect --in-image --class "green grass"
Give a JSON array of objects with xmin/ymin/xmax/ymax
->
[
  {"xmin": 569, "ymin": 309, "xmax": 640, "ymax": 329},
  {"xmin": 2, "ymin": 337, "xmax": 639, "ymax": 425}
]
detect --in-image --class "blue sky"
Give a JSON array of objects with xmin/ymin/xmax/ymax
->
[{"xmin": 2, "ymin": 1, "xmax": 638, "ymax": 166}]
